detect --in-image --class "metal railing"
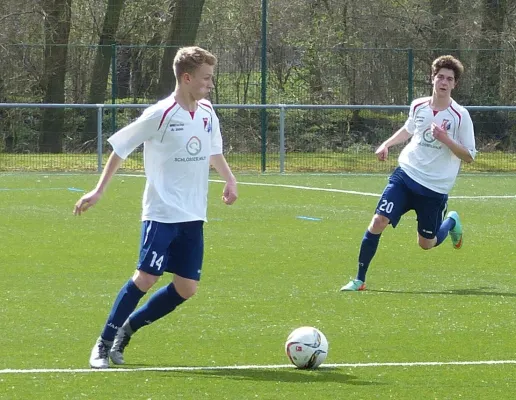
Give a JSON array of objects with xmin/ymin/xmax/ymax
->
[{"xmin": 1, "ymin": 103, "xmax": 516, "ymax": 173}]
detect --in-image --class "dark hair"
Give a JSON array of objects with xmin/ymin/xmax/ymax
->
[
  {"xmin": 432, "ymin": 55, "xmax": 464, "ymax": 82},
  {"xmin": 173, "ymin": 46, "xmax": 217, "ymax": 79}
]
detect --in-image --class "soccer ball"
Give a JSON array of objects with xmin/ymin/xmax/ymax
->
[{"xmin": 285, "ymin": 326, "xmax": 328, "ymax": 369}]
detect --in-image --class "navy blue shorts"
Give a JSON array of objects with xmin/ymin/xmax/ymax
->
[
  {"xmin": 137, "ymin": 220, "xmax": 204, "ymax": 280},
  {"xmin": 376, "ymin": 167, "xmax": 448, "ymax": 239}
]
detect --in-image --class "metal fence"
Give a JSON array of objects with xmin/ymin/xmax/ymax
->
[{"xmin": 1, "ymin": 103, "xmax": 516, "ymax": 173}]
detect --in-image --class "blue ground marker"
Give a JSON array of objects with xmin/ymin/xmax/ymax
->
[
  {"xmin": 68, "ymin": 187, "xmax": 85, "ymax": 192},
  {"xmin": 296, "ymin": 216, "xmax": 322, "ymax": 221}
]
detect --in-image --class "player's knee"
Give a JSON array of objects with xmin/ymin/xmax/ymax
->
[
  {"xmin": 132, "ymin": 270, "xmax": 159, "ymax": 292},
  {"xmin": 369, "ymin": 214, "xmax": 389, "ymax": 233},
  {"xmin": 418, "ymin": 236, "xmax": 435, "ymax": 250},
  {"xmin": 173, "ymin": 279, "xmax": 198, "ymax": 299},
  {"xmin": 175, "ymin": 285, "xmax": 197, "ymax": 299}
]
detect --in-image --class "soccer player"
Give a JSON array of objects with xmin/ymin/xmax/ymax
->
[
  {"xmin": 74, "ymin": 46, "xmax": 238, "ymax": 368},
  {"xmin": 340, "ymin": 55, "xmax": 476, "ymax": 292}
]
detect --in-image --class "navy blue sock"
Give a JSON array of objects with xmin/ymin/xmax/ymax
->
[
  {"xmin": 435, "ymin": 217, "xmax": 456, "ymax": 247},
  {"xmin": 101, "ymin": 279, "xmax": 146, "ymax": 342},
  {"xmin": 356, "ymin": 230, "xmax": 381, "ymax": 282},
  {"xmin": 128, "ymin": 283, "xmax": 186, "ymax": 333}
]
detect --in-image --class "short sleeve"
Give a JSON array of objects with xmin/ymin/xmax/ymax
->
[
  {"xmin": 403, "ymin": 101, "xmax": 417, "ymax": 135},
  {"xmin": 458, "ymin": 109, "xmax": 477, "ymax": 159},
  {"xmin": 210, "ymin": 111, "xmax": 223, "ymax": 156},
  {"xmin": 107, "ymin": 106, "xmax": 162, "ymax": 159}
]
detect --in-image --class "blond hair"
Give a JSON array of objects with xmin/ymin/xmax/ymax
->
[{"xmin": 173, "ymin": 46, "xmax": 217, "ymax": 80}]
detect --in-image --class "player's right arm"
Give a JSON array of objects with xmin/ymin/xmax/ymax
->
[
  {"xmin": 74, "ymin": 152, "xmax": 123, "ymax": 215},
  {"xmin": 375, "ymin": 127, "xmax": 411, "ymax": 161},
  {"xmin": 74, "ymin": 104, "xmax": 163, "ymax": 215},
  {"xmin": 376, "ymin": 99, "xmax": 421, "ymax": 161}
]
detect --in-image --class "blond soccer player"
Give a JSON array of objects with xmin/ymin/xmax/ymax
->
[{"xmin": 75, "ymin": 46, "xmax": 238, "ymax": 368}]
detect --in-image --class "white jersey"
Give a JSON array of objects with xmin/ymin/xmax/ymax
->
[
  {"xmin": 399, "ymin": 97, "xmax": 476, "ymax": 194},
  {"xmin": 108, "ymin": 93, "xmax": 223, "ymax": 223}
]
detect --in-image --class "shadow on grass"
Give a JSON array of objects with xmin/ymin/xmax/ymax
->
[
  {"xmin": 368, "ymin": 286, "xmax": 516, "ymax": 297},
  {"xmin": 115, "ymin": 365, "xmax": 382, "ymax": 385},
  {"xmin": 164, "ymin": 368, "xmax": 382, "ymax": 385}
]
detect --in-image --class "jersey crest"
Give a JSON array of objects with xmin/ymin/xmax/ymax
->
[{"xmin": 203, "ymin": 117, "xmax": 212, "ymax": 133}]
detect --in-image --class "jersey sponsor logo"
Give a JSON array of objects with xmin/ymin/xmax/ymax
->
[
  {"xmin": 423, "ymin": 128, "xmax": 436, "ymax": 143},
  {"xmin": 174, "ymin": 136, "xmax": 207, "ymax": 162},
  {"xmin": 168, "ymin": 123, "xmax": 184, "ymax": 132},
  {"xmin": 174, "ymin": 156, "xmax": 207, "ymax": 162},
  {"xmin": 421, "ymin": 128, "xmax": 442, "ymax": 150},
  {"xmin": 186, "ymin": 136, "xmax": 202, "ymax": 156}
]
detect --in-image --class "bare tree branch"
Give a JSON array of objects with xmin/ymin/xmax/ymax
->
[{"xmin": 0, "ymin": 11, "xmax": 40, "ymax": 24}]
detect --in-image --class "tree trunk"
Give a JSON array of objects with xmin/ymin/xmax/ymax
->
[
  {"xmin": 429, "ymin": 0, "xmax": 460, "ymax": 55},
  {"xmin": 131, "ymin": 33, "xmax": 162, "ymax": 100},
  {"xmin": 156, "ymin": 0, "xmax": 206, "ymax": 99},
  {"xmin": 429, "ymin": 0, "xmax": 462, "ymax": 99},
  {"xmin": 475, "ymin": 0, "xmax": 506, "ymax": 104},
  {"xmin": 39, "ymin": 0, "xmax": 72, "ymax": 153},
  {"xmin": 116, "ymin": 45, "xmax": 131, "ymax": 99},
  {"xmin": 473, "ymin": 0, "xmax": 507, "ymax": 148},
  {"xmin": 306, "ymin": 0, "xmax": 323, "ymax": 104},
  {"xmin": 81, "ymin": 0, "xmax": 125, "ymax": 147}
]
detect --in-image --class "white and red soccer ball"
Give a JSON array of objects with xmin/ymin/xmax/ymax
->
[{"xmin": 285, "ymin": 326, "xmax": 329, "ymax": 369}]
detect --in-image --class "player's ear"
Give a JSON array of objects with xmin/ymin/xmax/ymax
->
[{"xmin": 182, "ymin": 72, "xmax": 192, "ymax": 84}]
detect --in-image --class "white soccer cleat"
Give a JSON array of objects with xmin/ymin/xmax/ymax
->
[{"xmin": 89, "ymin": 337, "xmax": 110, "ymax": 369}]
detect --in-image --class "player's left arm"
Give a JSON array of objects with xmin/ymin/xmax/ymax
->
[
  {"xmin": 211, "ymin": 154, "xmax": 237, "ymax": 205},
  {"xmin": 209, "ymin": 111, "xmax": 237, "ymax": 205},
  {"xmin": 432, "ymin": 112, "xmax": 476, "ymax": 163}
]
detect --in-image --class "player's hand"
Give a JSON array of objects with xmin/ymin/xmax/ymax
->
[
  {"xmin": 222, "ymin": 180, "xmax": 238, "ymax": 205},
  {"xmin": 74, "ymin": 190, "xmax": 102, "ymax": 215},
  {"xmin": 375, "ymin": 143, "xmax": 389, "ymax": 161},
  {"xmin": 431, "ymin": 122, "xmax": 448, "ymax": 143}
]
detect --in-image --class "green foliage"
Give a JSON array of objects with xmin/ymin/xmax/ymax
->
[{"xmin": 3, "ymin": 1, "xmax": 516, "ymax": 152}]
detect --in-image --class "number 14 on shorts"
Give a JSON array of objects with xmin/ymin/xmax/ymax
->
[{"xmin": 150, "ymin": 251, "xmax": 164, "ymax": 271}]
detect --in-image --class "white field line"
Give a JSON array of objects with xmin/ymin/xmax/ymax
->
[
  {"xmin": 5, "ymin": 172, "xmax": 516, "ymax": 178},
  {"xmin": 1, "ymin": 173, "xmax": 515, "ymax": 199},
  {"xmin": 1, "ymin": 360, "xmax": 516, "ymax": 374},
  {"xmin": 208, "ymin": 179, "xmax": 516, "ymax": 200}
]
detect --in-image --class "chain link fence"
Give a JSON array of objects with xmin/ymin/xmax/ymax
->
[{"xmin": 1, "ymin": 103, "xmax": 515, "ymax": 173}]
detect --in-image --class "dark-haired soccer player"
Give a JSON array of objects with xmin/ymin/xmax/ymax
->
[{"xmin": 341, "ymin": 55, "xmax": 476, "ymax": 291}]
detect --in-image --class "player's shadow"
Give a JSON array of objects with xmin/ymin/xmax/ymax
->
[
  {"xmin": 120, "ymin": 365, "xmax": 382, "ymax": 385},
  {"xmin": 368, "ymin": 286, "xmax": 516, "ymax": 297},
  {"xmin": 165, "ymin": 368, "xmax": 383, "ymax": 385}
]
